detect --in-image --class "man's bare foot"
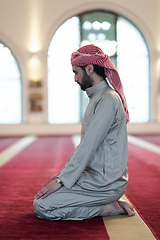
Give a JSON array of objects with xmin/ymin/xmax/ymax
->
[
  {"xmin": 118, "ymin": 198, "xmax": 135, "ymax": 216},
  {"xmin": 99, "ymin": 199, "xmax": 135, "ymax": 217},
  {"xmin": 99, "ymin": 201, "xmax": 126, "ymax": 216}
]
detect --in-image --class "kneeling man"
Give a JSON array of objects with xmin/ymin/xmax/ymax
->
[{"xmin": 33, "ymin": 44, "xmax": 135, "ymax": 220}]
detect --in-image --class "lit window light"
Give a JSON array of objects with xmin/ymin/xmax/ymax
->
[
  {"xmin": 4, "ymin": 47, "xmax": 11, "ymax": 56},
  {"xmin": 92, "ymin": 21, "xmax": 101, "ymax": 30},
  {"xmin": 104, "ymin": 40, "xmax": 117, "ymax": 56},
  {"xmin": 72, "ymin": 16, "xmax": 79, "ymax": 24},
  {"xmin": 88, "ymin": 33, "xmax": 96, "ymax": 41},
  {"xmin": 83, "ymin": 21, "xmax": 92, "ymax": 30},
  {"xmin": 0, "ymin": 44, "xmax": 3, "ymax": 50},
  {"xmin": 97, "ymin": 33, "xmax": 106, "ymax": 41},
  {"xmin": 101, "ymin": 21, "xmax": 111, "ymax": 30}
]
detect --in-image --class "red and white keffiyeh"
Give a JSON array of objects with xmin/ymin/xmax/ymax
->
[{"xmin": 71, "ymin": 44, "xmax": 130, "ymax": 124}]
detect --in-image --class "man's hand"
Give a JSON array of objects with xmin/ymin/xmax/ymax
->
[
  {"xmin": 34, "ymin": 179, "xmax": 62, "ymax": 199},
  {"xmin": 43, "ymin": 174, "xmax": 59, "ymax": 187}
]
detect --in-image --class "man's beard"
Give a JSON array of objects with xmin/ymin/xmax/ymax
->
[{"xmin": 78, "ymin": 71, "xmax": 93, "ymax": 91}]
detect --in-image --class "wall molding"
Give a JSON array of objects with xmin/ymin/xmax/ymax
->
[{"xmin": 0, "ymin": 122, "xmax": 160, "ymax": 136}]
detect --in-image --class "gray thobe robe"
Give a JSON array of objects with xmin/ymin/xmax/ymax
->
[{"xmin": 33, "ymin": 81, "xmax": 128, "ymax": 220}]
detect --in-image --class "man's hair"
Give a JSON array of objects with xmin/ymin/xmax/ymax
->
[{"xmin": 80, "ymin": 65, "xmax": 106, "ymax": 80}]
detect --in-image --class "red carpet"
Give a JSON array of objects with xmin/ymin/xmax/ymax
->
[
  {"xmin": 126, "ymin": 141, "xmax": 160, "ymax": 240},
  {"xmin": 0, "ymin": 137, "xmax": 22, "ymax": 152},
  {"xmin": 0, "ymin": 136, "xmax": 109, "ymax": 240}
]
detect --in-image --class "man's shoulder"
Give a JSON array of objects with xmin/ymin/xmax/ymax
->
[{"xmin": 101, "ymin": 87, "xmax": 120, "ymax": 102}]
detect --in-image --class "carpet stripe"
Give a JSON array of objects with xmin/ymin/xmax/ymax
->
[
  {"xmin": 128, "ymin": 135, "xmax": 160, "ymax": 155},
  {"xmin": 0, "ymin": 135, "xmax": 37, "ymax": 167},
  {"xmin": 103, "ymin": 195, "xmax": 156, "ymax": 240},
  {"xmin": 0, "ymin": 137, "xmax": 22, "ymax": 153},
  {"xmin": 133, "ymin": 135, "xmax": 160, "ymax": 147}
]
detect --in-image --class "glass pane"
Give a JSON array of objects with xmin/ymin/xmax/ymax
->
[
  {"xmin": 117, "ymin": 17, "xmax": 148, "ymax": 56},
  {"xmin": 0, "ymin": 43, "xmax": 22, "ymax": 124},
  {"xmin": 48, "ymin": 17, "xmax": 80, "ymax": 124},
  {"xmin": 117, "ymin": 56, "xmax": 149, "ymax": 122},
  {"xmin": 81, "ymin": 12, "xmax": 117, "ymax": 57},
  {"xmin": 117, "ymin": 17, "xmax": 150, "ymax": 123}
]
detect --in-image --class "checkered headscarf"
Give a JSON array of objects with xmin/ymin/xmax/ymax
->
[{"xmin": 71, "ymin": 44, "xmax": 129, "ymax": 124}]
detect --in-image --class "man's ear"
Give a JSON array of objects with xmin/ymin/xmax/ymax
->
[{"xmin": 86, "ymin": 64, "xmax": 94, "ymax": 75}]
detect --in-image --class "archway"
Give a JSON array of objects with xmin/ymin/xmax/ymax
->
[{"xmin": 48, "ymin": 11, "xmax": 150, "ymax": 123}]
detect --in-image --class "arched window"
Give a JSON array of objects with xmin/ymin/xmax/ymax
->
[
  {"xmin": 0, "ymin": 42, "xmax": 22, "ymax": 124},
  {"xmin": 48, "ymin": 11, "xmax": 150, "ymax": 124}
]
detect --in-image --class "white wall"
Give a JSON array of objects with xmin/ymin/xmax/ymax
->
[{"xmin": 0, "ymin": 0, "xmax": 160, "ymax": 135}]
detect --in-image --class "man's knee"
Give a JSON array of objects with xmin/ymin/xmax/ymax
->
[
  {"xmin": 33, "ymin": 198, "xmax": 52, "ymax": 220},
  {"xmin": 33, "ymin": 199, "xmax": 41, "ymax": 218}
]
